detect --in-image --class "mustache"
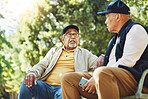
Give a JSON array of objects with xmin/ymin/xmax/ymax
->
[{"xmin": 69, "ymin": 39, "xmax": 76, "ymax": 42}]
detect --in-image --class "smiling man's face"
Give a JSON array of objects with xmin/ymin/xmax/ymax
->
[{"xmin": 61, "ymin": 28, "xmax": 80, "ymax": 50}]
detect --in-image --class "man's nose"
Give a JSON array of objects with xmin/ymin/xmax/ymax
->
[
  {"xmin": 71, "ymin": 34, "xmax": 76, "ymax": 38},
  {"xmin": 105, "ymin": 20, "xmax": 107, "ymax": 24},
  {"xmin": 105, "ymin": 18, "xmax": 108, "ymax": 24}
]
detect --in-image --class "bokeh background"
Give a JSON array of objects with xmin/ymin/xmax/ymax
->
[{"xmin": 0, "ymin": 0, "xmax": 147, "ymax": 98}]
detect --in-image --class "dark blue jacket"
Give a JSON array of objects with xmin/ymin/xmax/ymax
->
[{"xmin": 103, "ymin": 19, "xmax": 148, "ymax": 88}]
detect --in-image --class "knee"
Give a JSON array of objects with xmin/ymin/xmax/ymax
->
[
  {"xmin": 20, "ymin": 80, "xmax": 43, "ymax": 90},
  {"xmin": 61, "ymin": 72, "xmax": 75, "ymax": 83},
  {"xmin": 93, "ymin": 67, "xmax": 107, "ymax": 77},
  {"xmin": 20, "ymin": 80, "xmax": 27, "ymax": 89},
  {"xmin": 93, "ymin": 67, "xmax": 113, "ymax": 81},
  {"xmin": 19, "ymin": 80, "xmax": 29, "ymax": 93},
  {"xmin": 61, "ymin": 72, "xmax": 81, "ymax": 85}
]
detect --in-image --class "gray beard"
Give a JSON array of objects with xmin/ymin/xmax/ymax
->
[{"xmin": 69, "ymin": 43, "xmax": 76, "ymax": 48}]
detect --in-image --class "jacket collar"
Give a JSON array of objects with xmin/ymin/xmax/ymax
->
[{"xmin": 117, "ymin": 19, "xmax": 132, "ymax": 37}]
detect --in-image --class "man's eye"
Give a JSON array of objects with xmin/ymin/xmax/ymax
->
[{"xmin": 68, "ymin": 33, "xmax": 72, "ymax": 35}]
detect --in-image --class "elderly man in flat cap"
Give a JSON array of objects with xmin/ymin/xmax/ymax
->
[
  {"xmin": 18, "ymin": 25, "xmax": 98, "ymax": 99},
  {"xmin": 61, "ymin": 0, "xmax": 148, "ymax": 99}
]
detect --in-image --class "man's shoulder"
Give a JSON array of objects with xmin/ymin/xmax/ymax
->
[
  {"xmin": 131, "ymin": 24, "xmax": 147, "ymax": 34},
  {"xmin": 77, "ymin": 47, "xmax": 91, "ymax": 53},
  {"xmin": 49, "ymin": 47, "xmax": 62, "ymax": 52},
  {"xmin": 77, "ymin": 47, "xmax": 88, "ymax": 51},
  {"xmin": 133, "ymin": 24, "xmax": 147, "ymax": 30},
  {"xmin": 133, "ymin": 24, "xmax": 144, "ymax": 28},
  {"xmin": 51, "ymin": 46, "xmax": 62, "ymax": 49}
]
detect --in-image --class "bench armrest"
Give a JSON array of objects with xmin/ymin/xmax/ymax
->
[{"xmin": 136, "ymin": 69, "xmax": 148, "ymax": 98}]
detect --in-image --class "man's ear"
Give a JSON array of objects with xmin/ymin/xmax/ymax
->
[
  {"xmin": 61, "ymin": 36, "xmax": 64, "ymax": 43},
  {"xmin": 78, "ymin": 37, "xmax": 80, "ymax": 42},
  {"xmin": 116, "ymin": 14, "xmax": 120, "ymax": 21},
  {"xmin": 76, "ymin": 37, "xmax": 80, "ymax": 45}
]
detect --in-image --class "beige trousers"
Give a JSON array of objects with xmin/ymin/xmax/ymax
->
[{"xmin": 61, "ymin": 67, "xmax": 148, "ymax": 99}]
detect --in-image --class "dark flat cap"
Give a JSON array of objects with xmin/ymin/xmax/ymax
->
[
  {"xmin": 97, "ymin": 0, "xmax": 130, "ymax": 15},
  {"xmin": 62, "ymin": 25, "xmax": 79, "ymax": 35}
]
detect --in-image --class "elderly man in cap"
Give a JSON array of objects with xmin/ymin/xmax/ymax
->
[
  {"xmin": 61, "ymin": 0, "xmax": 148, "ymax": 99},
  {"xmin": 18, "ymin": 25, "xmax": 98, "ymax": 99}
]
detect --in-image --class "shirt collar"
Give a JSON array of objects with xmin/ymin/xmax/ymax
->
[
  {"xmin": 117, "ymin": 19, "xmax": 132, "ymax": 37},
  {"xmin": 62, "ymin": 46, "xmax": 76, "ymax": 51}
]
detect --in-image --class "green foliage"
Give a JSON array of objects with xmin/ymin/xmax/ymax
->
[
  {"xmin": 74, "ymin": 0, "xmax": 113, "ymax": 56},
  {"xmin": 0, "ymin": 0, "xmax": 147, "ymax": 96},
  {"xmin": 15, "ymin": 0, "xmax": 112, "ymax": 69},
  {"xmin": 0, "ymin": 25, "xmax": 12, "ymax": 98},
  {"xmin": 126, "ymin": 0, "xmax": 148, "ymax": 28},
  {"xmin": 0, "ymin": 85, "xmax": 9, "ymax": 99},
  {"xmin": 0, "ymin": 31, "xmax": 12, "ymax": 49},
  {"xmin": 0, "ymin": 14, "xmax": 25, "ymax": 97}
]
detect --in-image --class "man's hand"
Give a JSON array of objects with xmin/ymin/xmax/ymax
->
[
  {"xmin": 82, "ymin": 77, "xmax": 96, "ymax": 94},
  {"xmin": 93, "ymin": 55, "xmax": 104, "ymax": 69},
  {"xmin": 24, "ymin": 74, "xmax": 37, "ymax": 87}
]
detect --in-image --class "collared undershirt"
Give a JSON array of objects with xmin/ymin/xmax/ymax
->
[
  {"xmin": 107, "ymin": 25, "xmax": 148, "ymax": 68},
  {"xmin": 44, "ymin": 49, "xmax": 75, "ymax": 86}
]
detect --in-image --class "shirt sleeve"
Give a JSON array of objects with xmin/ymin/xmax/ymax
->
[
  {"xmin": 113, "ymin": 25, "xmax": 148, "ymax": 67},
  {"xmin": 27, "ymin": 47, "xmax": 56, "ymax": 78}
]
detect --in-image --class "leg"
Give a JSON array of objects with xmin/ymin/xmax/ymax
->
[
  {"xmin": 61, "ymin": 72, "xmax": 97, "ymax": 99},
  {"xmin": 18, "ymin": 80, "xmax": 54, "ymax": 99},
  {"xmin": 93, "ymin": 67, "xmax": 138, "ymax": 99},
  {"xmin": 54, "ymin": 86, "xmax": 62, "ymax": 99}
]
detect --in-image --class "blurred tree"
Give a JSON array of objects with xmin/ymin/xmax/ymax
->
[
  {"xmin": 0, "ymin": 12, "xmax": 25, "ymax": 99},
  {"xmin": 0, "ymin": 18, "xmax": 11, "ymax": 98},
  {"xmin": 13, "ymin": 0, "xmax": 111, "ymax": 72},
  {"xmin": 1, "ymin": 0, "xmax": 147, "ymax": 96}
]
